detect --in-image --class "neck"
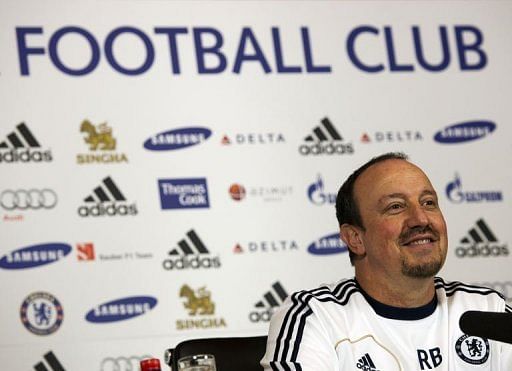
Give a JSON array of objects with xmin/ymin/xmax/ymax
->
[{"xmin": 355, "ymin": 270, "xmax": 436, "ymax": 308}]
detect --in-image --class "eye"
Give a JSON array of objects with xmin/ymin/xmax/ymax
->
[
  {"xmin": 422, "ymin": 199, "xmax": 438, "ymax": 208},
  {"xmin": 386, "ymin": 203, "xmax": 404, "ymax": 213}
]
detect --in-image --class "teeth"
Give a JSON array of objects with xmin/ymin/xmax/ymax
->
[{"xmin": 410, "ymin": 239, "xmax": 431, "ymax": 245}]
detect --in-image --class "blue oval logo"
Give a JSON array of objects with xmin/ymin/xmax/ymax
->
[
  {"xmin": 144, "ymin": 127, "xmax": 212, "ymax": 151},
  {"xmin": 85, "ymin": 296, "xmax": 157, "ymax": 323},
  {"xmin": 0, "ymin": 243, "xmax": 71, "ymax": 269},
  {"xmin": 307, "ymin": 233, "xmax": 348, "ymax": 255},
  {"xmin": 434, "ymin": 121, "xmax": 496, "ymax": 143}
]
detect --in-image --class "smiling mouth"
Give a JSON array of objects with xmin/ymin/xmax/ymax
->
[{"xmin": 407, "ymin": 238, "xmax": 433, "ymax": 246}]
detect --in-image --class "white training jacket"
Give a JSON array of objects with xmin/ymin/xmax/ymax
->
[{"xmin": 261, "ymin": 277, "xmax": 512, "ymax": 371}]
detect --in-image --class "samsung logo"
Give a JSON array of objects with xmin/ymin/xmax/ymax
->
[
  {"xmin": 144, "ymin": 127, "xmax": 211, "ymax": 151},
  {"xmin": 85, "ymin": 296, "xmax": 157, "ymax": 323},
  {"xmin": 434, "ymin": 120, "xmax": 496, "ymax": 143},
  {"xmin": 0, "ymin": 243, "xmax": 71, "ymax": 269},
  {"xmin": 307, "ymin": 233, "xmax": 348, "ymax": 255}
]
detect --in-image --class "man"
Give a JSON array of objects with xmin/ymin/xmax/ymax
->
[{"xmin": 261, "ymin": 152, "xmax": 512, "ymax": 370}]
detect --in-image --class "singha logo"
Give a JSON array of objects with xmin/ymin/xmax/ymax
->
[
  {"xmin": 80, "ymin": 120, "xmax": 116, "ymax": 151},
  {"xmin": 179, "ymin": 284, "xmax": 215, "ymax": 315}
]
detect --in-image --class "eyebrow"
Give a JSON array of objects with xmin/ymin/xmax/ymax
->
[{"xmin": 378, "ymin": 190, "xmax": 437, "ymax": 204}]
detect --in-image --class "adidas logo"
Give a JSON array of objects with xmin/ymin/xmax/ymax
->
[
  {"xmin": 163, "ymin": 229, "xmax": 221, "ymax": 270},
  {"xmin": 299, "ymin": 117, "xmax": 354, "ymax": 156},
  {"xmin": 456, "ymin": 218, "xmax": 509, "ymax": 258},
  {"xmin": 77, "ymin": 176, "xmax": 137, "ymax": 217},
  {"xmin": 34, "ymin": 351, "xmax": 66, "ymax": 371},
  {"xmin": 356, "ymin": 353, "xmax": 380, "ymax": 371},
  {"xmin": 249, "ymin": 281, "xmax": 288, "ymax": 322},
  {"xmin": 0, "ymin": 123, "xmax": 52, "ymax": 163}
]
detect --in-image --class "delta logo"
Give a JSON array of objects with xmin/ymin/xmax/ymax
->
[
  {"xmin": 360, "ymin": 130, "xmax": 423, "ymax": 143},
  {"xmin": 233, "ymin": 240, "xmax": 299, "ymax": 254},
  {"xmin": 0, "ymin": 122, "xmax": 52, "ymax": 163},
  {"xmin": 163, "ymin": 229, "xmax": 220, "ymax": 270},
  {"xmin": 298, "ymin": 117, "xmax": 354, "ymax": 156},
  {"xmin": 77, "ymin": 176, "xmax": 137, "ymax": 217},
  {"xmin": 308, "ymin": 233, "xmax": 348, "ymax": 255},
  {"xmin": 249, "ymin": 281, "xmax": 288, "ymax": 323},
  {"xmin": 456, "ymin": 219, "xmax": 509, "ymax": 258},
  {"xmin": 0, "ymin": 243, "xmax": 71, "ymax": 269},
  {"xmin": 220, "ymin": 132, "xmax": 285, "ymax": 145},
  {"xmin": 158, "ymin": 178, "xmax": 209, "ymax": 210},
  {"xmin": 434, "ymin": 120, "xmax": 496, "ymax": 144},
  {"xmin": 85, "ymin": 296, "xmax": 157, "ymax": 323},
  {"xmin": 446, "ymin": 173, "xmax": 503, "ymax": 204},
  {"xmin": 307, "ymin": 175, "xmax": 336, "ymax": 205},
  {"xmin": 176, "ymin": 284, "xmax": 227, "ymax": 330},
  {"xmin": 76, "ymin": 120, "xmax": 128, "ymax": 164},
  {"xmin": 144, "ymin": 127, "xmax": 212, "ymax": 151}
]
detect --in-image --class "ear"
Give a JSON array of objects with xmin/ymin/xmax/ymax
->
[{"xmin": 340, "ymin": 223, "xmax": 366, "ymax": 257}]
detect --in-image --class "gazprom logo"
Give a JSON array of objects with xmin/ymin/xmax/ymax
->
[
  {"xmin": 307, "ymin": 233, "xmax": 348, "ymax": 255},
  {"xmin": 0, "ymin": 243, "xmax": 71, "ymax": 269},
  {"xmin": 144, "ymin": 127, "xmax": 211, "ymax": 151},
  {"xmin": 85, "ymin": 296, "xmax": 157, "ymax": 323},
  {"xmin": 434, "ymin": 120, "xmax": 496, "ymax": 143}
]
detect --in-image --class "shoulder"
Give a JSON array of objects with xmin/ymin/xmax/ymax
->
[
  {"xmin": 286, "ymin": 278, "xmax": 360, "ymax": 308},
  {"xmin": 434, "ymin": 276, "xmax": 511, "ymax": 312}
]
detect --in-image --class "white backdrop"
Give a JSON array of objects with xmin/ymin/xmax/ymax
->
[{"xmin": 0, "ymin": 1, "xmax": 511, "ymax": 370}]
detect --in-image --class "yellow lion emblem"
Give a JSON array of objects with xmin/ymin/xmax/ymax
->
[
  {"xmin": 180, "ymin": 284, "xmax": 215, "ymax": 316},
  {"xmin": 80, "ymin": 120, "xmax": 116, "ymax": 150}
]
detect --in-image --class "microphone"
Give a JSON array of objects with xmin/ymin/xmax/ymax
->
[{"xmin": 459, "ymin": 311, "xmax": 512, "ymax": 344}]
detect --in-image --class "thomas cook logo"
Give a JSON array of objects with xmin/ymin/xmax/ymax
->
[
  {"xmin": 77, "ymin": 120, "xmax": 128, "ymax": 164},
  {"xmin": 20, "ymin": 292, "xmax": 63, "ymax": 335},
  {"xmin": 308, "ymin": 233, "xmax": 348, "ymax": 255},
  {"xmin": 455, "ymin": 334, "xmax": 489, "ymax": 365},
  {"xmin": 445, "ymin": 173, "xmax": 502, "ymax": 203},
  {"xmin": 0, "ymin": 243, "xmax": 71, "ymax": 269},
  {"xmin": 249, "ymin": 281, "xmax": 288, "ymax": 323},
  {"xmin": 144, "ymin": 127, "xmax": 212, "ymax": 151},
  {"xmin": 0, "ymin": 122, "xmax": 52, "ymax": 163},
  {"xmin": 298, "ymin": 117, "xmax": 354, "ymax": 156},
  {"xmin": 163, "ymin": 230, "xmax": 220, "ymax": 270},
  {"xmin": 434, "ymin": 120, "xmax": 496, "ymax": 144},
  {"xmin": 176, "ymin": 284, "xmax": 227, "ymax": 330},
  {"xmin": 85, "ymin": 296, "xmax": 157, "ymax": 323},
  {"xmin": 158, "ymin": 178, "xmax": 210, "ymax": 209},
  {"xmin": 77, "ymin": 176, "xmax": 137, "ymax": 217},
  {"xmin": 456, "ymin": 219, "xmax": 509, "ymax": 258}
]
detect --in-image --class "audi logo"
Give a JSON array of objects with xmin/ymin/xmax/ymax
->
[
  {"xmin": 0, "ymin": 189, "xmax": 57, "ymax": 210},
  {"xmin": 100, "ymin": 355, "xmax": 153, "ymax": 371}
]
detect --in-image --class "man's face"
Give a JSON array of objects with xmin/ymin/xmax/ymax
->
[{"xmin": 353, "ymin": 159, "xmax": 448, "ymax": 279}]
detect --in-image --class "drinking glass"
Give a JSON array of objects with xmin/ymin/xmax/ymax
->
[{"xmin": 177, "ymin": 354, "xmax": 216, "ymax": 371}]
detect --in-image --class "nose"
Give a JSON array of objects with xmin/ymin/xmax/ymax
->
[{"xmin": 406, "ymin": 204, "xmax": 429, "ymax": 228}]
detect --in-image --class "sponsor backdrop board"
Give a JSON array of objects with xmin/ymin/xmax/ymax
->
[{"xmin": 1, "ymin": 0, "xmax": 511, "ymax": 369}]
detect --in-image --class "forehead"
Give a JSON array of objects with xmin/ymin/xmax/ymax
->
[{"xmin": 354, "ymin": 159, "xmax": 435, "ymax": 203}]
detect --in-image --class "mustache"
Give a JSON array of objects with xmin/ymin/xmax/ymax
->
[{"xmin": 398, "ymin": 225, "xmax": 439, "ymax": 244}]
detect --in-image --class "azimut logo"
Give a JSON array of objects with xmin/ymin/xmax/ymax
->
[
  {"xmin": 85, "ymin": 296, "xmax": 157, "ymax": 323},
  {"xmin": 228, "ymin": 183, "xmax": 292, "ymax": 202},
  {"xmin": 0, "ymin": 243, "xmax": 71, "ymax": 269},
  {"xmin": 220, "ymin": 132, "xmax": 285, "ymax": 145},
  {"xmin": 78, "ymin": 176, "xmax": 137, "ymax": 217},
  {"xmin": 307, "ymin": 175, "xmax": 336, "ymax": 205},
  {"xmin": 77, "ymin": 120, "xmax": 128, "ymax": 164},
  {"xmin": 144, "ymin": 127, "xmax": 211, "ymax": 151},
  {"xmin": 434, "ymin": 120, "xmax": 496, "ymax": 143},
  {"xmin": 0, "ymin": 122, "xmax": 52, "ymax": 163},
  {"xmin": 34, "ymin": 351, "xmax": 66, "ymax": 371},
  {"xmin": 158, "ymin": 178, "xmax": 209, "ymax": 209},
  {"xmin": 249, "ymin": 281, "xmax": 288, "ymax": 323},
  {"xmin": 308, "ymin": 233, "xmax": 348, "ymax": 255},
  {"xmin": 176, "ymin": 284, "xmax": 227, "ymax": 330},
  {"xmin": 20, "ymin": 292, "xmax": 63, "ymax": 336},
  {"xmin": 445, "ymin": 173, "xmax": 502, "ymax": 203},
  {"xmin": 456, "ymin": 219, "xmax": 508, "ymax": 258},
  {"xmin": 298, "ymin": 117, "xmax": 354, "ymax": 155},
  {"xmin": 163, "ymin": 230, "xmax": 220, "ymax": 270}
]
